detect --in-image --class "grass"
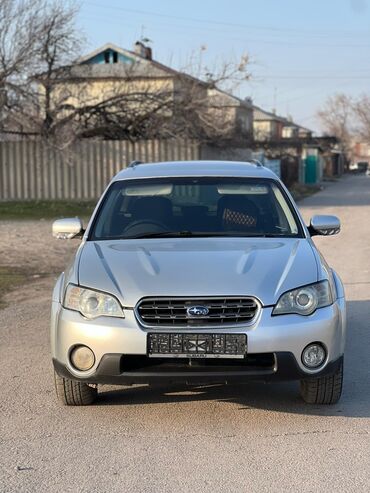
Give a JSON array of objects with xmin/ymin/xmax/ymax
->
[
  {"xmin": 289, "ymin": 183, "xmax": 322, "ymax": 202},
  {"xmin": 0, "ymin": 200, "xmax": 96, "ymax": 220},
  {"xmin": 0, "ymin": 267, "xmax": 27, "ymax": 308}
]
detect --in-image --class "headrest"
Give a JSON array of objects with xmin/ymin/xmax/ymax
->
[{"xmin": 218, "ymin": 195, "xmax": 259, "ymax": 231}]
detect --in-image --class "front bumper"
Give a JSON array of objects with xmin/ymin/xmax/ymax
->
[
  {"xmin": 53, "ymin": 353, "xmax": 344, "ymax": 385},
  {"xmin": 51, "ymin": 297, "xmax": 346, "ymax": 385}
]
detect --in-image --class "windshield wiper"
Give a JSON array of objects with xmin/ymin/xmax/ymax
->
[
  {"xmin": 123, "ymin": 231, "xmax": 295, "ymax": 239},
  {"xmin": 124, "ymin": 231, "xmax": 216, "ymax": 239}
]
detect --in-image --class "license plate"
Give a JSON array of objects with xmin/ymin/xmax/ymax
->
[{"xmin": 147, "ymin": 333, "xmax": 247, "ymax": 359}]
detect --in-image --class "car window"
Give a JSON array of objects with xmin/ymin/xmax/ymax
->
[{"xmin": 90, "ymin": 177, "xmax": 303, "ymax": 240}]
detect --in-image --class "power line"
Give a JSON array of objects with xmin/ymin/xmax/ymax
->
[
  {"xmin": 258, "ymin": 75, "xmax": 370, "ymax": 80},
  {"xmin": 80, "ymin": 12, "xmax": 370, "ymax": 49},
  {"xmin": 82, "ymin": 1, "xmax": 370, "ymax": 39}
]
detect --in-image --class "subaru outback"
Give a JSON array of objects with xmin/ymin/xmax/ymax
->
[{"xmin": 51, "ymin": 161, "xmax": 345, "ymax": 405}]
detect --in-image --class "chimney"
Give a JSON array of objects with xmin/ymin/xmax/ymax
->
[
  {"xmin": 145, "ymin": 46, "xmax": 152, "ymax": 60},
  {"xmin": 134, "ymin": 41, "xmax": 152, "ymax": 60}
]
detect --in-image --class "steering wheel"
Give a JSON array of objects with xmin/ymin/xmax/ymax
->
[{"xmin": 123, "ymin": 219, "xmax": 169, "ymax": 235}]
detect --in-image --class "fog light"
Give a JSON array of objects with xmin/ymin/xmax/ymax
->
[
  {"xmin": 70, "ymin": 345, "xmax": 95, "ymax": 371},
  {"xmin": 302, "ymin": 343, "xmax": 326, "ymax": 369}
]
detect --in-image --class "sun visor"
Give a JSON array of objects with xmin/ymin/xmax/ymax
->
[
  {"xmin": 123, "ymin": 184, "xmax": 173, "ymax": 196},
  {"xmin": 217, "ymin": 184, "xmax": 268, "ymax": 195}
]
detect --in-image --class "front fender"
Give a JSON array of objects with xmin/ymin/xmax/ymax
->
[
  {"xmin": 52, "ymin": 273, "xmax": 65, "ymax": 303},
  {"xmin": 331, "ymin": 269, "xmax": 346, "ymax": 354},
  {"xmin": 51, "ymin": 273, "xmax": 64, "ymax": 358},
  {"xmin": 332, "ymin": 268, "xmax": 345, "ymax": 300}
]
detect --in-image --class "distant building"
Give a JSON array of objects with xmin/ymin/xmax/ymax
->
[
  {"xmin": 206, "ymin": 88, "xmax": 253, "ymax": 141},
  {"xmin": 251, "ymin": 105, "xmax": 344, "ymax": 185},
  {"xmin": 351, "ymin": 140, "xmax": 370, "ymax": 170},
  {"xmin": 253, "ymin": 105, "xmax": 312, "ymax": 142},
  {"xmin": 36, "ymin": 42, "xmax": 253, "ymax": 142},
  {"xmin": 253, "ymin": 106, "xmax": 286, "ymax": 141},
  {"xmin": 281, "ymin": 120, "xmax": 312, "ymax": 140}
]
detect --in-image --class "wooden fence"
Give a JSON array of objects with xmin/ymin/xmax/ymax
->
[{"xmin": 0, "ymin": 139, "xmax": 200, "ymax": 200}]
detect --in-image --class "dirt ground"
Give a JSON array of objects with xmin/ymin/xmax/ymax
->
[{"xmin": 0, "ymin": 220, "xmax": 80, "ymax": 276}]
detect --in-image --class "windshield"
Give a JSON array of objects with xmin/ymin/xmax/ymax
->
[{"xmin": 89, "ymin": 177, "xmax": 303, "ymax": 240}]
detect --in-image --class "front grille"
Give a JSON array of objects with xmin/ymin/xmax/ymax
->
[{"xmin": 136, "ymin": 297, "xmax": 259, "ymax": 327}]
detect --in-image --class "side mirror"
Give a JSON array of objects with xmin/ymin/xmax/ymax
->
[
  {"xmin": 308, "ymin": 215, "xmax": 340, "ymax": 236},
  {"xmin": 52, "ymin": 218, "xmax": 84, "ymax": 239}
]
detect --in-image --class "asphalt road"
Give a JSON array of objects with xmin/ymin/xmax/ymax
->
[{"xmin": 1, "ymin": 174, "xmax": 370, "ymax": 493}]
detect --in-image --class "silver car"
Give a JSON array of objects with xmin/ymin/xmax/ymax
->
[{"xmin": 51, "ymin": 161, "xmax": 345, "ymax": 406}]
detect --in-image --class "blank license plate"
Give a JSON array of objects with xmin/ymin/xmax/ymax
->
[{"xmin": 148, "ymin": 333, "xmax": 247, "ymax": 359}]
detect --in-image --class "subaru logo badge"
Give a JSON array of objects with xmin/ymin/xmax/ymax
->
[{"xmin": 187, "ymin": 305, "xmax": 209, "ymax": 317}]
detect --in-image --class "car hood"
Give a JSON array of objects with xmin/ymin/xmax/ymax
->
[{"xmin": 78, "ymin": 237, "xmax": 318, "ymax": 307}]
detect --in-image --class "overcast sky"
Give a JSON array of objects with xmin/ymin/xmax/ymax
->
[{"xmin": 78, "ymin": 0, "xmax": 370, "ymax": 133}]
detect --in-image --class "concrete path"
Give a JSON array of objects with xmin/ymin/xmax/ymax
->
[{"xmin": 1, "ymin": 174, "xmax": 369, "ymax": 492}]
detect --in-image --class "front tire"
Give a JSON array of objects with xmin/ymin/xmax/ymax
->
[
  {"xmin": 54, "ymin": 371, "xmax": 98, "ymax": 406},
  {"xmin": 300, "ymin": 360, "xmax": 343, "ymax": 405}
]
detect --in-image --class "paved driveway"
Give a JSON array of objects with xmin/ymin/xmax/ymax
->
[{"xmin": 0, "ymin": 174, "xmax": 369, "ymax": 492}]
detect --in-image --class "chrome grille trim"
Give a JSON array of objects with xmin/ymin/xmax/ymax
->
[{"xmin": 135, "ymin": 297, "xmax": 260, "ymax": 328}]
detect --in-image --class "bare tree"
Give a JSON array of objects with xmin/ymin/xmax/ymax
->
[
  {"xmin": 13, "ymin": 0, "xmax": 82, "ymax": 142},
  {"xmin": 0, "ymin": 0, "xmax": 82, "ymax": 143},
  {"xmin": 317, "ymin": 92, "xmax": 370, "ymax": 166},
  {"xmin": 1, "ymin": 3, "xmax": 252, "ymax": 147},
  {"xmin": 317, "ymin": 94, "xmax": 354, "ymax": 155},
  {"xmin": 182, "ymin": 47, "xmax": 251, "ymax": 92},
  {"xmin": 36, "ymin": 1, "xmax": 81, "ymax": 140},
  {"xmin": 0, "ymin": 0, "xmax": 46, "ymax": 136},
  {"xmin": 174, "ymin": 48, "xmax": 252, "ymax": 144},
  {"xmin": 352, "ymin": 94, "xmax": 370, "ymax": 142}
]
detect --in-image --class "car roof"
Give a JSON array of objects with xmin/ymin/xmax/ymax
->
[{"xmin": 112, "ymin": 160, "xmax": 278, "ymax": 181}]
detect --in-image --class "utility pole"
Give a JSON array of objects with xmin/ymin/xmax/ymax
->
[{"xmin": 272, "ymin": 86, "xmax": 277, "ymax": 114}]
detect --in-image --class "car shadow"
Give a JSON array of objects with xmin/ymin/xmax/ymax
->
[{"xmin": 97, "ymin": 300, "xmax": 370, "ymax": 418}]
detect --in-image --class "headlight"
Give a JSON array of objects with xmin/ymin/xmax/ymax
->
[
  {"xmin": 272, "ymin": 280, "xmax": 333, "ymax": 316},
  {"xmin": 64, "ymin": 284, "xmax": 124, "ymax": 319}
]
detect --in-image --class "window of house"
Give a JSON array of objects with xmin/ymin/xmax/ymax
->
[
  {"xmin": 104, "ymin": 51, "xmax": 110, "ymax": 63},
  {"xmin": 113, "ymin": 51, "xmax": 118, "ymax": 63}
]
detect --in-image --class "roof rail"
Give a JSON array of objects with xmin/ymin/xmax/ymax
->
[
  {"xmin": 128, "ymin": 160, "xmax": 144, "ymax": 168},
  {"xmin": 250, "ymin": 159, "xmax": 264, "ymax": 167}
]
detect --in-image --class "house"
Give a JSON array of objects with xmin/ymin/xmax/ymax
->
[
  {"xmin": 281, "ymin": 120, "xmax": 312, "ymax": 140},
  {"xmin": 253, "ymin": 106, "xmax": 312, "ymax": 142},
  {"xmin": 206, "ymin": 88, "xmax": 253, "ymax": 142},
  {"xmin": 253, "ymin": 106, "xmax": 286, "ymax": 141},
  {"xmin": 252, "ymin": 105, "xmax": 344, "ymax": 185},
  {"xmin": 37, "ymin": 42, "xmax": 253, "ymax": 142}
]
